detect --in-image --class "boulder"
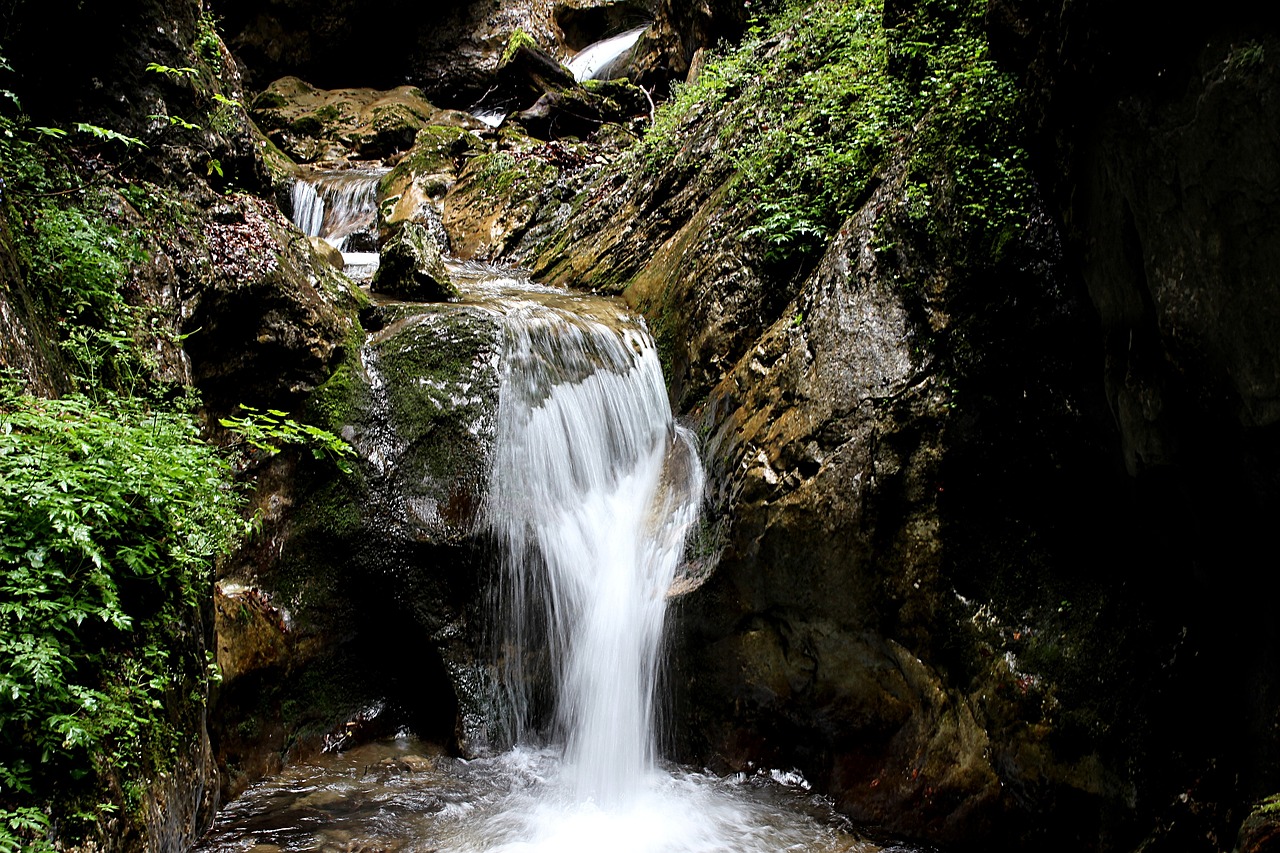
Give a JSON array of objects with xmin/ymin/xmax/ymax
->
[
  {"xmin": 251, "ymin": 77, "xmax": 480, "ymax": 164},
  {"xmin": 371, "ymin": 222, "xmax": 459, "ymax": 301}
]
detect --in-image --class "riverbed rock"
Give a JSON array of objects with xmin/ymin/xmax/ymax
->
[
  {"xmin": 372, "ymin": 222, "xmax": 459, "ymax": 301},
  {"xmin": 251, "ymin": 76, "xmax": 482, "ymax": 164}
]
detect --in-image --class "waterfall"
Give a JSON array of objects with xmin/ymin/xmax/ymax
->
[
  {"xmin": 290, "ymin": 179, "xmax": 324, "ymax": 238},
  {"xmin": 195, "ymin": 271, "xmax": 896, "ymax": 853},
  {"xmin": 567, "ymin": 26, "xmax": 648, "ymax": 83},
  {"xmin": 482, "ymin": 294, "xmax": 703, "ymax": 806},
  {"xmin": 289, "ymin": 168, "xmax": 387, "ymax": 277}
]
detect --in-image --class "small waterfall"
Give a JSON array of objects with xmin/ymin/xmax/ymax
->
[
  {"xmin": 289, "ymin": 168, "xmax": 387, "ymax": 275},
  {"xmin": 483, "ymin": 294, "xmax": 703, "ymax": 807},
  {"xmin": 290, "ymin": 180, "xmax": 324, "ymax": 238},
  {"xmin": 194, "ymin": 271, "xmax": 901, "ymax": 852},
  {"xmin": 566, "ymin": 26, "xmax": 648, "ymax": 82}
]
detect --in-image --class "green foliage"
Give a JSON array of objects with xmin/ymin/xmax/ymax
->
[
  {"xmin": 73, "ymin": 123, "xmax": 145, "ymax": 149},
  {"xmin": 219, "ymin": 404, "xmax": 356, "ymax": 473},
  {"xmin": 144, "ymin": 62, "xmax": 198, "ymax": 79},
  {"xmin": 0, "ymin": 94, "xmax": 156, "ymax": 393},
  {"xmin": 0, "ymin": 386, "xmax": 245, "ymax": 850},
  {"xmin": 642, "ymin": 0, "xmax": 1032, "ymax": 265},
  {"xmin": 194, "ymin": 12, "xmax": 222, "ymax": 64},
  {"xmin": 501, "ymin": 29, "xmax": 537, "ymax": 65},
  {"xmin": 28, "ymin": 200, "xmax": 150, "ymax": 390}
]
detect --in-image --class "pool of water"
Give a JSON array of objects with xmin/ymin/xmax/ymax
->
[{"xmin": 194, "ymin": 738, "xmax": 909, "ymax": 853}]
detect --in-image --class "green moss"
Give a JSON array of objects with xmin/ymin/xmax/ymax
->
[
  {"xmin": 382, "ymin": 125, "xmax": 481, "ymax": 192},
  {"xmin": 372, "ymin": 310, "xmax": 496, "ymax": 486},
  {"xmin": 289, "ymin": 114, "xmax": 323, "ymax": 136},
  {"xmin": 501, "ymin": 29, "xmax": 538, "ymax": 65},
  {"xmin": 252, "ymin": 91, "xmax": 288, "ymax": 110}
]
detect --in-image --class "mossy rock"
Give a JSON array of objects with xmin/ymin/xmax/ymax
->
[
  {"xmin": 371, "ymin": 222, "xmax": 458, "ymax": 301},
  {"xmin": 442, "ymin": 151, "xmax": 560, "ymax": 259},
  {"xmin": 251, "ymin": 77, "xmax": 458, "ymax": 163}
]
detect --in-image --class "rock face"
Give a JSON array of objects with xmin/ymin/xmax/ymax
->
[
  {"xmin": 520, "ymin": 3, "xmax": 1280, "ymax": 852},
  {"xmin": 211, "ymin": 299, "xmax": 503, "ymax": 796}
]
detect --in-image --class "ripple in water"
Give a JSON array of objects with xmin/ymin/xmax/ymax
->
[{"xmin": 196, "ymin": 738, "xmax": 898, "ymax": 853}]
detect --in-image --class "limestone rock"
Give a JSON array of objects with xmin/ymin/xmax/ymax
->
[
  {"xmin": 371, "ymin": 222, "xmax": 459, "ymax": 301},
  {"xmin": 309, "ymin": 237, "xmax": 345, "ymax": 269},
  {"xmin": 252, "ymin": 76, "xmax": 480, "ymax": 164}
]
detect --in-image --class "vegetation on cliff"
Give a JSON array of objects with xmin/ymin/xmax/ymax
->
[
  {"xmin": 0, "ymin": 387, "xmax": 243, "ymax": 851},
  {"xmin": 0, "ymin": 21, "xmax": 352, "ymax": 845},
  {"xmin": 644, "ymin": 0, "xmax": 1031, "ymax": 264}
]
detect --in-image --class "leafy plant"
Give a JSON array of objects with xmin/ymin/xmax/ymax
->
[
  {"xmin": 73, "ymin": 122, "xmax": 145, "ymax": 149},
  {"xmin": 144, "ymin": 62, "xmax": 198, "ymax": 79},
  {"xmin": 642, "ymin": 0, "xmax": 1033, "ymax": 264},
  {"xmin": 219, "ymin": 404, "xmax": 356, "ymax": 473},
  {"xmin": 194, "ymin": 12, "xmax": 223, "ymax": 63},
  {"xmin": 0, "ymin": 386, "xmax": 245, "ymax": 849}
]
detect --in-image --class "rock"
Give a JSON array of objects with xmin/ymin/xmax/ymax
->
[
  {"xmin": 512, "ymin": 80, "xmax": 648, "ymax": 140},
  {"xmin": 1239, "ymin": 802, "xmax": 1280, "ymax": 853},
  {"xmin": 309, "ymin": 236, "xmax": 345, "ymax": 269},
  {"xmin": 251, "ymin": 76, "xmax": 475, "ymax": 164},
  {"xmin": 0, "ymin": 214, "xmax": 70, "ymax": 397},
  {"xmin": 180, "ymin": 192, "xmax": 364, "ymax": 412},
  {"xmin": 496, "ymin": 43, "xmax": 577, "ymax": 107},
  {"xmin": 371, "ymin": 222, "xmax": 459, "ymax": 301}
]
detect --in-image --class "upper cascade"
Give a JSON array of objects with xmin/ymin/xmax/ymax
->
[
  {"xmin": 289, "ymin": 168, "xmax": 387, "ymax": 252},
  {"xmin": 566, "ymin": 26, "xmax": 648, "ymax": 82}
]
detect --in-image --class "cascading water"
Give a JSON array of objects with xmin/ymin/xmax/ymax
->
[
  {"xmin": 567, "ymin": 26, "xmax": 648, "ymax": 82},
  {"xmin": 482, "ymin": 293, "xmax": 702, "ymax": 808},
  {"xmin": 195, "ymin": 268, "xmax": 907, "ymax": 853},
  {"xmin": 290, "ymin": 167, "xmax": 386, "ymax": 276}
]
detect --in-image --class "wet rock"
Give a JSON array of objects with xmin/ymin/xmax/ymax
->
[
  {"xmin": 371, "ymin": 222, "xmax": 459, "ymax": 301},
  {"xmin": 252, "ymin": 77, "xmax": 479, "ymax": 164},
  {"xmin": 310, "ymin": 237, "xmax": 345, "ymax": 269},
  {"xmin": 1239, "ymin": 801, "xmax": 1280, "ymax": 853},
  {"xmin": 215, "ymin": 0, "xmax": 743, "ymax": 111},
  {"xmin": 442, "ymin": 150, "xmax": 562, "ymax": 260},
  {"xmin": 513, "ymin": 79, "xmax": 649, "ymax": 140}
]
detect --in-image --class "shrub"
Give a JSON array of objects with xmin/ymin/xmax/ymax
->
[
  {"xmin": 643, "ymin": 0, "xmax": 1033, "ymax": 265},
  {"xmin": 0, "ymin": 387, "xmax": 245, "ymax": 849}
]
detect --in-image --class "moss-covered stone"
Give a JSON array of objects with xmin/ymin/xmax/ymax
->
[
  {"xmin": 371, "ymin": 222, "xmax": 458, "ymax": 301},
  {"xmin": 251, "ymin": 76, "xmax": 481, "ymax": 164}
]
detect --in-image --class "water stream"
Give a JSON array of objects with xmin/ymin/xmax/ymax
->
[
  {"xmin": 197, "ymin": 264, "xmax": 913, "ymax": 851},
  {"xmin": 290, "ymin": 168, "xmax": 386, "ymax": 275}
]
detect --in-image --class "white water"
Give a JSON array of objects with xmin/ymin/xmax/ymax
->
[
  {"xmin": 482, "ymin": 286, "xmax": 702, "ymax": 808},
  {"xmin": 567, "ymin": 26, "xmax": 648, "ymax": 82},
  {"xmin": 290, "ymin": 168, "xmax": 387, "ymax": 275}
]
